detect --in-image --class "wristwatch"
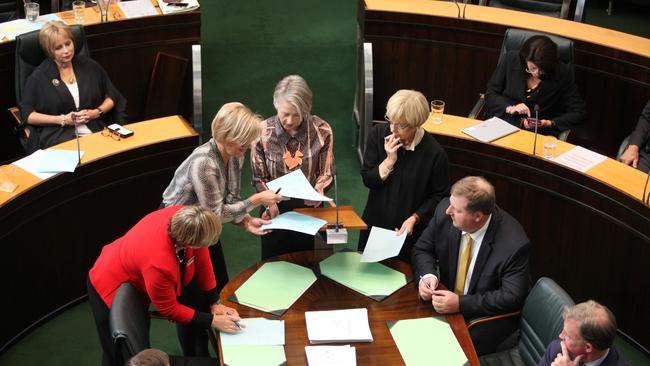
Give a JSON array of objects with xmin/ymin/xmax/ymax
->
[{"xmin": 96, "ymin": 107, "xmax": 104, "ymax": 116}]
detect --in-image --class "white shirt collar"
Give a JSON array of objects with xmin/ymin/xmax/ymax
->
[
  {"xmin": 584, "ymin": 348, "xmax": 610, "ymax": 366},
  {"xmin": 463, "ymin": 214, "xmax": 492, "ymax": 242}
]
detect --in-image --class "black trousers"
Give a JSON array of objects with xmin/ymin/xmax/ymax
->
[
  {"xmin": 87, "ymin": 278, "xmax": 215, "ymax": 366},
  {"xmin": 260, "ymin": 198, "xmax": 316, "ymax": 259},
  {"xmin": 208, "ymin": 240, "xmax": 229, "ymax": 295}
]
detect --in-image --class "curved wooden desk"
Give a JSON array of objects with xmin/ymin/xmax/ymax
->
[
  {"xmin": 220, "ymin": 250, "xmax": 480, "ymax": 366},
  {"xmin": 0, "ymin": 116, "xmax": 199, "ymax": 353},
  {"xmin": 423, "ymin": 113, "xmax": 650, "ymax": 348},
  {"xmin": 364, "ymin": 0, "xmax": 650, "ymax": 157}
]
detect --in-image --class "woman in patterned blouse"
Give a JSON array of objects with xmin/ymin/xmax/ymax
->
[
  {"xmin": 162, "ymin": 102, "xmax": 284, "ymax": 292},
  {"xmin": 251, "ymin": 75, "xmax": 336, "ymax": 259}
]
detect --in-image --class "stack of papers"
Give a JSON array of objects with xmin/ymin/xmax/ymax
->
[
  {"xmin": 266, "ymin": 170, "xmax": 332, "ymax": 202},
  {"xmin": 12, "ymin": 149, "xmax": 84, "ymax": 180},
  {"xmin": 220, "ymin": 318, "xmax": 287, "ymax": 366},
  {"xmin": 229, "ymin": 261, "xmax": 317, "ymax": 316},
  {"xmin": 261, "ymin": 211, "xmax": 327, "ymax": 235},
  {"xmin": 305, "ymin": 308, "xmax": 373, "ymax": 344},
  {"xmin": 552, "ymin": 146, "xmax": 607, "ymax": 172},
  {"xmin": 318, "ymin": 252, "xmax": 411, "ymax": 301},
  {"xmin": 0, "ymin": 14, "xmax": 61, "ymax": 41},
  {"xmin": 388, "ymin": 317, "xmax": 468, "ymax": 366},
  {"xmin": 157, "ymin": 0, "xmax": 200, "ymax": 15},
  {"xmin": 305, "ymin": 345, "xmax": 357, "ymax": 366},
  {"xmin": 360, "ymin": 226, "xmax": 407, "ymax": 262},
  {"xmin": 117, "ymin": 0, "xmax": 158, "ymax": 18},
  {"xmin": 461, "ymin": 117, "xmax": 520, "ymax": 142}
]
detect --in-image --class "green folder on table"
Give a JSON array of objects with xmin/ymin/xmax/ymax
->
[
  {"xmin": 229, "ymin": 261, "xmax": 317, "ymax": 316},
  {"xmin": 222, "ymin": 345, "xmax": 287, "ymax": 366},
  {"xmin": 316, "ymin": 251, "xmax": 411, "ymax": 301},
  {"xmin": 387, "ymin": 317, "xmax": 469, "ymax": 366}
]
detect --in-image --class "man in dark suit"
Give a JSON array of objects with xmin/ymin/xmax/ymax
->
[
  {"xmin": 539, "ymin": 300, "xmax": 629, "ymax": 366},
  {"xmin": 412, "ymin": 176, "xmax": 530, "ymax": 355},
  {"xmin": 620, "ymin": 100, "xmax": 650, "ymax": 173}
]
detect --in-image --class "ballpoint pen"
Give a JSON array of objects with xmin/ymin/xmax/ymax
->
[{"xmin": 262, "ymin": 187, "xmax": 282, "ymax": 217}]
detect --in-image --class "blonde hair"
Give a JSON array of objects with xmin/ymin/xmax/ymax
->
[
  {"xmin": 272, "ymin": 75, "xmax": 313, "ymax": 121},
  {"xmin": 385, "ymin": 89, "xmax": 429, "ymax": 128},
  {"xmin": 563, "ymin": 300, "xmax": 617, "ymax": 351},
  {"xmin": 127, "ymin": 348, "xmax": 169, "ymax": 366},
  {"xmin": 211, "ymin": 102, "xmax": 262, "ymax": 146},
  {"xmin": 39, "ymin": 21, "xmax": 74, "ymax": 59},
  {"xmin": 450, "ymin": 176, "xmax": 496, "ymax": 214},
  {"xmin": 169, "ymin": 206, "xmax": 222, "ymax": 249}
]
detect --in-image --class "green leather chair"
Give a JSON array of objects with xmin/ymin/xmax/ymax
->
[
  {"xmin": 476, "ymin": 277, "xmax": 574, "ymax": 366},
  {"xmin": 479, "ymin": 0, "xmax": 571, "ymax": 19}
]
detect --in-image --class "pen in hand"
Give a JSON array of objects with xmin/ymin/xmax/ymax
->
[{"xmin": 262, "ymin": 187, "xmax": 282, "ymax": 218}]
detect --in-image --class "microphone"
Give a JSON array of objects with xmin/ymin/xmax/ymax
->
[
  {"xmin": 453, "ymin": 0, "xmax": 461, "ymax": 18},
  {"xmin": 462, "ymin": 0, "xmax": 468, "ymax": 19},
  {"xmin": 72, "ymin": 112, "xmax": 81, "ymax": 166},
  {"xmin": 326, "ymin": 167, "xmax": 347, "ymax": 244},
  {"xmin": 532, "ymin": 104, "xmax": 540, "ymax": 157}
]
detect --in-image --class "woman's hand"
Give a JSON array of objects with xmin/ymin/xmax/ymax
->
[
  {"xmin": 210, "ymin": 304, "xmax": 238, "ymax": 317},
  {"xmin": 252, "ymin": 190, "xmax": 285, "ymax": 208},
  {"xmin": 396, "ymin": 215, "xmax": 417, "ymax": 236},
  {"xmin": 506, "ymin": 103, "xmax": 531, "ymax": 116},
  {"xmin": 384, "ymin": 135, "xmax": 402, "ymax": 166},
  {"xmin": 262, "ymin": 203, "xmax": 280, "ymax": 219},
  {"xmin": 242, "ymin": 216, "xmax": 271, "ymax": 235},
  {"xmin": 211, "ymin": 314, "xmax": 244, "ymax": 333}
]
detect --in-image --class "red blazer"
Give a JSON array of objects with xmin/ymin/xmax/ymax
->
[{"xmin": 89, "ymin": 206, "xmax": 217, "ymax": 325}]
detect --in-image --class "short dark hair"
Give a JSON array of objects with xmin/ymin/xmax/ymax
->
[
  {"xmin": 519, "ymin": 35, "xmax": 558, "ymax": 77},
  {"xmin": 450, "ymin": 176, "xmax": 495, "ymax": 215}
]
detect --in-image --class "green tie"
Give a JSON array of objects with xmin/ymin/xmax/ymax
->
[{"xmin": 454, "ymin": 234, "xmax": 473, "ymax": 295}]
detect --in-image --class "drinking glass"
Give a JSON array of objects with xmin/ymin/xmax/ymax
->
[{"xmin": 430, "ymin": 100, "xmax": 445, "ymax": 124}]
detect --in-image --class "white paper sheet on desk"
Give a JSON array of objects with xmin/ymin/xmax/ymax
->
[
  {"xmin": 266, "ymin": 169, "xmax": 332, "ymax": 202},
  {"xmin": 157, "ymin": 0, "xmax": 200, "ymax": 15},
  {"xmin": 305, "ymin": 308, "xmax": 373, "ymax": 344},
  {"xmin": 12, "ymin": 150, "xmax": 54, "ymax": 180},
  {"xmin": 552, "ymin": 146, "xmax": 607, "ymax": 173},
  {"xmin": 35, "ymin": 149, "xmax": 84, "ymax": 173},
  {"xmin": 360, "ymin": 226, "xmax": 407, "ymax": 263},
  {"xmin": 305, "ymin": 345, "xmax": 357, "ymax": 366},
  {"xmin": 118, "ymin": 0, "xmax": 158, "ymax": 18},
  {"xmin": 0, "ymin": 14, "xmax": 61, "ymax": 41},
  {"xmin": 261, "ymin": 211, "xmax": 327, "ymax": 235},
  {"xmin": 220, "ymin": 318, "xmax": 285, "ymax": 346}
]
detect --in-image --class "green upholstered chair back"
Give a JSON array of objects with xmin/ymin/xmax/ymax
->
[
  {"xmin": 517, "ymin": 277, "xmax": 574, "ymax": 366},
  {"xmin": 109, "ymin": 283, "xmax": 151, "ymax": 365},
  {"xmin": 500, "ymin": 28, "xmax": 574, "ymax": 67}
]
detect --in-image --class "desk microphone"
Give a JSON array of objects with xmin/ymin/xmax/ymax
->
[
  {"xmin": 462, "ymin": 0, "xmax": 468, "ymax": 19},
  {"xmin": 532, "ymin": 104, "xmax": 540, "ymax": 157},
  {"xmin": 73, "ymin": 113, "xmax": 81, "ymax": 166},
  {"xmin": 326, "ymin": 167, "xmax": 347, "ymax": 244},
  {"xmin": 453, "ymin": 0, "xmax": 461, "ymax": 18}
]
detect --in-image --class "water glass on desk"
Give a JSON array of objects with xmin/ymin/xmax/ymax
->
[
  {"xmin": 73, "ymin": 1, "xmax": 86, "ymax": 24},
  {"xmin": 543, "ymin": 135, "xmax": 557, "ymax": 159},
  {"xmin": 24, "ymin": 2, "xmax": 39, "ymax": 22},
  {"xmin": 431, "ymin": 100, "xmax": 445, "ymax": 124}
]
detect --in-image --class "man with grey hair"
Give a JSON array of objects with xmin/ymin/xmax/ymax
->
[
  {"xmin": 412, "ymin": 176, "xmax": 531, "ymax": 355},
  {"xmin": 539, "ymin": 300, "xmax": 629, "ymax": 366}
]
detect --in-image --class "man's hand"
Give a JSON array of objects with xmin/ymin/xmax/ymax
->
[
  {"xmin": 620, "ymin": 145, "xmax": 640, "ymax": 168},
  {"xmin": 418, "ymin": 276, "xmax": 438, "ymax": 301},
  {"xmin": 431, "ymin": 289, "xmax": 460, "ymax": 314},
  {"xmin": 550, "ymin": 341, "xmax": 584, "ymax": 366}
]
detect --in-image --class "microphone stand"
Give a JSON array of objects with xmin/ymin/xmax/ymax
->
[
  {"xmin": 462, "ymin": 0, "xmax": 468, "ymax": 19},
  {"xmin": 326, "ymin": 172, "xmax": 348, "ymax": 244},
  {"xmin": 73, "ymin": 112, "xmax": 81, "ymax": 166},
  {"xmin": 643, "ymin": 170, "xmax": 650, "ymax": 205},
  {"xmin": 532, "ymin": 104, "xmax": 540, "ymax": 157},
  {"xmin": 453, "ymin": 0, "xmax": 461, "ymax": 18}
]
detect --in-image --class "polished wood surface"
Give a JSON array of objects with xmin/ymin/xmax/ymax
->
[
  {"xmin": 363, "ymin": 0, "xmax": 650, "ymax": 157},
  {"xmin": 0, "ymin": 116, "xmax": 199, "ymax": 352},
  {"xmin": 419, "ymin": 113, "xmax": 649, "ymax": 348},
  {"xmin": 220, "ymin": 250, "xmax": 480, "ymax": 366},
  {"xmin": 293, "ymin": 206, "xmax": 368, "ymax": 230},
  {"xmin": 0, "ymin": 10, "xmax": 200, "ymax": 162}
]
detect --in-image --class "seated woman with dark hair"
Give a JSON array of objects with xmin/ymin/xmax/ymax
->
[
  {"xmin": 485, "ymin": 35, "xmax": 585, "ymax": 137},
  {"xmin": 20, "ymin": 21, "xmax": 126, "ymax": 150}
]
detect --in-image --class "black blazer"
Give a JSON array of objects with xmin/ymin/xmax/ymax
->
[
  {"xmin": 412, "ymin": 197, "xmax": 531, "ymax": 319},
  {"xmin": 485, "ymin": 51, "xmax": 585, "ymax": 134},
  {"xmin": 20, "ymin": 55, "xmax": 127, "ymax": 150},
  {"xmin": 629, "ymin": 100, "xmax": 650, "ymax": 153}
]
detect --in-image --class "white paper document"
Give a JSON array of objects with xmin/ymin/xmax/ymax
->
[
  {"xmin": 158, "ymin": 0, "xmax": 200, "ymax": 15},
  {"xmin": 0, "ymin": 14, "xmax": 61, "ymax": 41},
  {"xmin": 36, "ymin": 149, "xmax": 84, "ymax": 173},
  {"xmin": 305, "ymin": 345, "xmax": 357, "ymax": 366},
  {"xmin": 360, "ymin": 226, "xmax": 407, "ymax": 262},
  {"xmin": 266, "ymin": 170, "xmax": 332, "ymax": 202},
  {"xmin": 305, "ymin": 308, "xmax": 373, "ymax": 344},
  {"xmin": 12, "ymin": 150, "xmax": 56, "ymax": 180},
  {"xmin": 220, "ymin": 318, "xmax": 285, "ymax": 346},
  {"xmin": 118, "ymin": 0, "xmax": 158, "ymax": 18},
  {"xmin": 261, "ymin": 211, "xmax": 327, "ymax": 235},
  {"xmin": 553, "ymin": 146, "xmax": 607, "ymax": 173}
]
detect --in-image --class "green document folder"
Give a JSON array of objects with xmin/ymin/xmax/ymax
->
[
  {"xmin": 222, "ymin": 345, "xmax": 287, "ymax": 366},
  {"xmin": 387, "ymin": 317, "xmax": 469, "ymax": 366},
  {"xmin": 317, "ymin": 251, "xmax": 411, "ymax": 301},
  {"xmin": 229, "ymin": 261, "xmax": 317, "ymax": 316}
]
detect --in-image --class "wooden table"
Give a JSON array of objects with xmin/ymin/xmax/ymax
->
[
  {"xmin": 294, "ymin": 206, "xmax": 367, "ymax": 231},
  {"xmin": 220, "ymin": 250, "xmax": 480, "ymax": 366}
]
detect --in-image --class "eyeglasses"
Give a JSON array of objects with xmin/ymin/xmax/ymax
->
[
  {"xmin": 101, "ymin": 127, "xmax": 121, "ymax": 141},
  {"xmin": 384, "ymin": 115, "xmax": 411, "ymax": 131}
]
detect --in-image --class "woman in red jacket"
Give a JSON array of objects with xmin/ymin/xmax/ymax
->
[{"xmin": 88, "ymin": 205, "xmax": 240, "ymax": 366}]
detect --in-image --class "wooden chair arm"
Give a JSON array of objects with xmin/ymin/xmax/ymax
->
[{"xmin": 466, "ymin": 311, "xmax": 521, "ymax": 330}]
